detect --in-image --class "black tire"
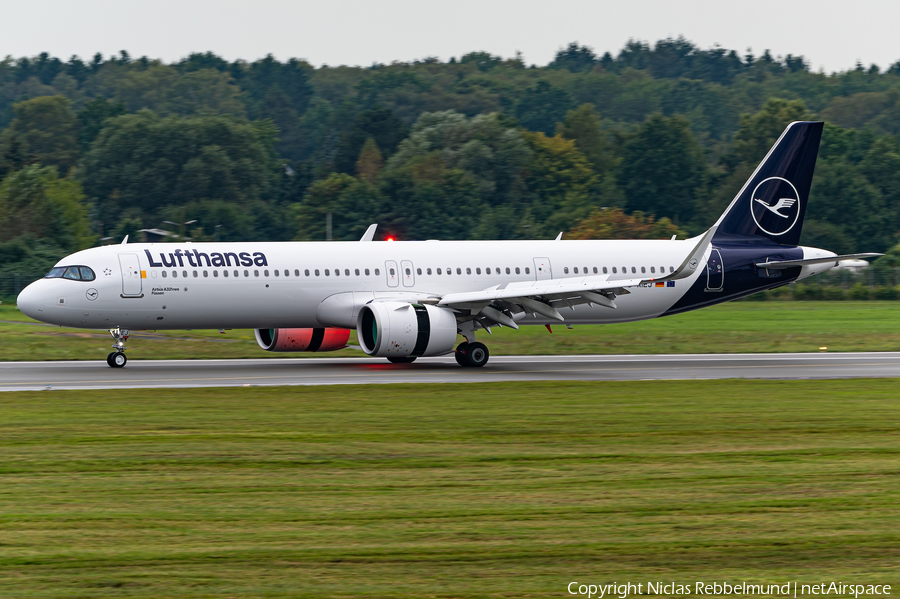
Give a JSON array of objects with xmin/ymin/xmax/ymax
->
[
  {"xmin": 454, "ymin": 342, "xmax": 469, "ymax": 366},
  {"xmin": 387, "ymin": 356, "xmax": 416, "ymax": 364},
  {"xmin": 108, "ymin": 352, "xmax": 127, "ymax": 368},
  {"xmin": 465, "ymin": 342, "xmax": 489, "ymax": 367}
]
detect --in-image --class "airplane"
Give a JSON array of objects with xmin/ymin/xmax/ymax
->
[{"xmin": 16, "ymin": 121, "xmax": 880, "ymax": 368}]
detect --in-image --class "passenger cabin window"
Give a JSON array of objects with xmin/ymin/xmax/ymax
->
[
  {"xmin": 476, "ymin": 268, "xmax": 481, "ymax": 275},
  {"xmin": 355, "ymin": 269, "xmax": 360, "ymax": 276},
  {"xmin": 641, "ymin": 266, "xmax": 646, "ymax": 273},
  {"xmin": 466, "ymin": 268, "xmax": 472, "ymax": 275},
  {"xmin": 365, "ymin": 269, "xmax": 370, "ymax": 275},
  {"xmin": 650, "ymin": 267, "xmax": 655, "ymax": 273},
  {"xmin": 515, "ymin": 267, "xmax": 520, "ymax": 274},
  {"xmin": 632, "ymin": 267, "xmax": 636, "ymax": 273},
  {"xmin": 406, "ymin": 268, "xmax": 411, "ymax": 275},
  {"xmin": 345, "ymin": 269, "xmax": 350, "ymax": 276},
  {"xmin": 593, "ymin": 267, "xmax": 598, "ymax": 274},
  {"xmin": 612, "ymin": 267, "xmax": 617, "ymax": 274},
  {"xmin": 426, "ymin": 268, "xmax": 431, "ymax": 275},
  {"xmin": 564, "ymin": 267, "xmax": 569, "ymax": 274},
  {"xmin": 305, "ymin": 269, "xmax": 310, "ymax": 276},
  {"xmin": 375, "ymin": 268, "xmax": 380, "ymax": 276},
  {"xmin": 436, "ymin": 268, "xmax": 441, "ymax": 274},
  {"xmin": 506, "ymin": 267, "xmax": 511, "ymax": 274},
  {"xmin": 525, "ymin": 267, "xmax": 530, "ymax": 274},
  {"xmin": 325, "ymin": 269, "xmax": 330, "ymax": 276},
  {"xmin": 603, "ymin": 267, "xmax": 608, "ymax": 274}
]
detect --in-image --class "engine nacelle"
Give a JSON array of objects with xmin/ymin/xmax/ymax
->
[
  {"xmin": 255, "ymin": 328, "xmax": 350, "ymax": 352},
  {"xmin": 357, "ymin": 302, "xmax": 458, "ymax": 358}
]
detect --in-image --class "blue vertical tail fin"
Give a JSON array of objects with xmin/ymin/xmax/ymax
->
[{"xmin": 714, "ymin": 121, "xmax": 823, "ymax": 247}]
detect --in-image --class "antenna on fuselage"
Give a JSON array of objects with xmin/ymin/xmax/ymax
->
[
  {"xmin": 121, "ymin": 235, "xmax": 129, "ymax": 244},
  {"xmin": 555, "ymin": 232, "xmax": 563, "ymax": 241},
  {"xmin": 360, "ymin": 224, "xmax": 378, "ymax": 242}
]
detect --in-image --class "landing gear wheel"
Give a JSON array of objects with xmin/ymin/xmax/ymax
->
[
  {"xmin": 107, "ymin": 351, "xmax": 127, "ymax": 368},
  {"xmin": 465, "ymin": 342, "xmax": 489, "ymax": 367},
  {"xmin": 387, "ymin": 356, "xmax": 417, "ymax": 364},
  {"xmin": 454, "ymin": 342, "xmax": 469, "ymax": 366}
]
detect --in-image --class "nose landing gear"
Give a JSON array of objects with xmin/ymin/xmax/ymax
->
[{"xmin": 107, "ymin": 328, "xmax": 129, "ymax": 368}]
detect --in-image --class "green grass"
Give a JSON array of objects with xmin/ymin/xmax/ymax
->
[
  {"xmin": 3, "ymin": 301, "xmax": 900, "ymax": 361},
  {"xmin": 0, "ymin": 380, "xmax": 897, "ymax": 597}
]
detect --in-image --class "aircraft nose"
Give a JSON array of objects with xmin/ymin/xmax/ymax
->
[{"xmin": 16, "ymin": 281, "xmax": 45, "ymax": 320}]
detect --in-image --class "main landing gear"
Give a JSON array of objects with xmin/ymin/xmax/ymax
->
[
  {"xmin": 106, "ymin": 327, "xmax": 129, "ymax": 368},
  {"xmin": 454, "ymin": 341, "xmax": 489, "ymax": 368}
]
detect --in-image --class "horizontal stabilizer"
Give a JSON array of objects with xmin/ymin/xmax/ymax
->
[{"xmin": 756, "ymin": 253, "xmax": 882, "ymax": 269}]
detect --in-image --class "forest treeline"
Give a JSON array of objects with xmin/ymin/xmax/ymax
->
[{"xmin": 3, "ymin": 37, "xmax": 900, "ymax": 290}]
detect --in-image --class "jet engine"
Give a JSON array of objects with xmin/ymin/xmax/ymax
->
[
  {"xmin": 255, "ymin": 327, "xmax": 350, "ymax": 352},
  {"xmin": 357, "ymin": 302, "xmax": 458, "ymax": 358}
]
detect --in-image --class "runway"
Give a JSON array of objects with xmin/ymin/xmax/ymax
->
[{"xmin": 1, "ymin": 352, "xmax": 899, "ymax": 391}]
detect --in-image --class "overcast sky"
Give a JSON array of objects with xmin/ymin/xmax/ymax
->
[{"xmin": 3, "ymin": 0, "xmax": 898, "ymax": 73}]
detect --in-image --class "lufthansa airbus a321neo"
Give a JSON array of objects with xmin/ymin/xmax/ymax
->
[{"xmin": 17, "ymin": 121, "xmax": 880, "ymax": 368}]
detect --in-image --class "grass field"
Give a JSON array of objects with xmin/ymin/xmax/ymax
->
[
  {"xmin": 0, "ymin": 380, "xmax": 897, "ymax": 597},
  {"xmin": 3, "ymin": 301, "xmax": 900, "ymax": 361}
]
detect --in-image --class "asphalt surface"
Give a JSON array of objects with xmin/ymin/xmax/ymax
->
[{"xmin": 1, "ymin": 352, "xmax": 899, "ymax": 391}]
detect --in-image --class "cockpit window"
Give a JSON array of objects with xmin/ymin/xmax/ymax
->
[{"xmin": 45, "ymin": 266, "xmax": 95, "ymax": 281}]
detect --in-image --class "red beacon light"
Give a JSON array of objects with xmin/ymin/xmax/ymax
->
[{"xmin": 386, "ymin": 236, "xmax": 395, "ymax": 242}]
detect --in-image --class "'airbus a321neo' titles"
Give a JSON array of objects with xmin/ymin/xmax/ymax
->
[{"xmin": 17, "ymin": 121, "xmax": 880, "ymax": 368}]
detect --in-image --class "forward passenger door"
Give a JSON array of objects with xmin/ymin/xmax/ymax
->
[
  {"xmin": 401, "ymin": 260, "xmax": 415, "ymax": 287},
  {"xmin": 385, "ymin": 260, "xmax": 399, "ymax": 287}
]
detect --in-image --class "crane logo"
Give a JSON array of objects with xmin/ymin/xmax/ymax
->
[{"xmin": 750, "ymin": 176, "xmax": 801, "ymax": 236}]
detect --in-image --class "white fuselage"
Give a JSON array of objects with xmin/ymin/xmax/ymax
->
[{"xmin": 17, "ymin": 239, "xmax": 705, "ymax": 331}]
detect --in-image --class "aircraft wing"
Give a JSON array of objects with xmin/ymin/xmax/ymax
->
[{"xmin": 436, "ymin": 226, "xmax": 716, "ymax": 325}]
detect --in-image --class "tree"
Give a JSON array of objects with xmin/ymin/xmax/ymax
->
[
  {"xmin": 387, "ymin": 111, "xmax": 531, "ymax": 209},
  {"xmin": 515, "ymin": 80, "xmax": 574, "ymax": 135},
  {"xmin": 0, "ymin": 165, "xmax": 94, "ymax": 251},
  {"xmin": 549, "ymin": 43, "xmax": 597, "ymax": 73},
  {"xmin": 556, "ymin": 104, "xmax": 616, "ymax": 174},
  {"xmin": 568, "ymin": 208, "xmax": 686, "ymax": 240},
  {"xmin": 81, "ymin": 112, "xmax": 279, "ymax": 229},
  {"xmin": 0, "ymin": 96, "xmax": 78, "ymax": 172},
  {"xmin": 334, "ymin": 106, "xmax": 408, "ymax": 174},
  {"xmin": 355, "ymin": 137, "xmax": 383, "ymax": 182},
  {"xmin": 291, "ymin": 173, "xmax": 381, "ymax": 241},
  {"xmin": 77, "ymin": 97, "xmax": 126, "ymax": 151},
  {"xmin": 618, "ymin": 113, "xmax": 706, "ymax": 224},
  {"xmin": 524, "ymin": 131, "xmax": 598, "ymax": 235}
]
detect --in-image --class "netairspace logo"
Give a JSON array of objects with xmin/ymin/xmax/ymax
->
[{"xmin": 567, "ymin": 582, "xmax": 891, "ymax": 599}]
